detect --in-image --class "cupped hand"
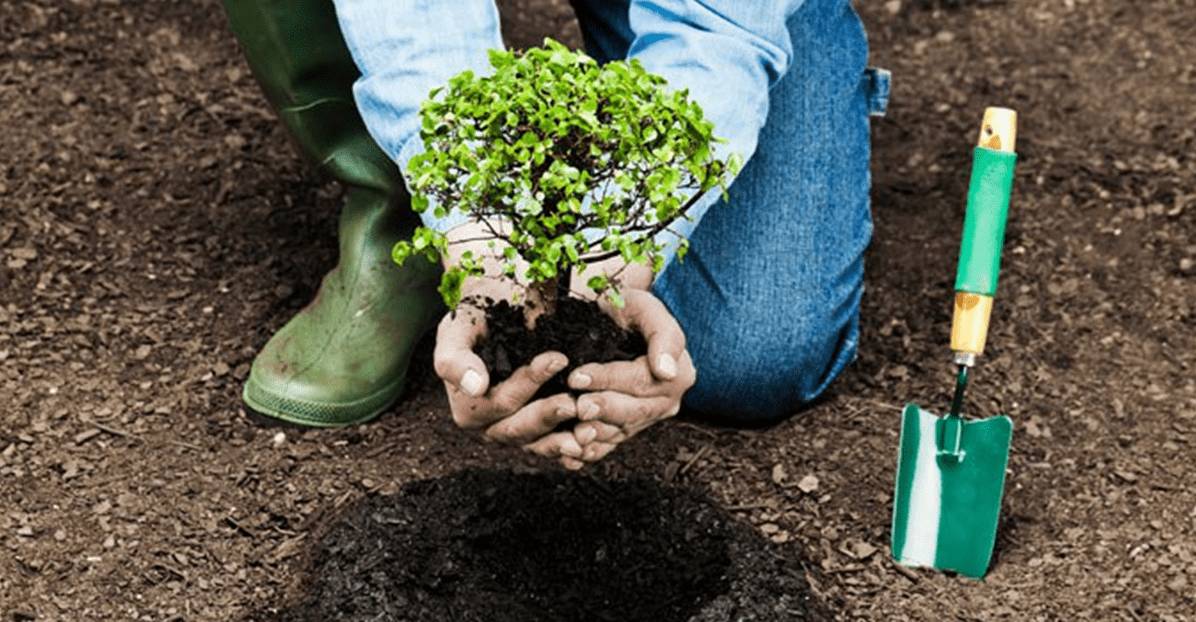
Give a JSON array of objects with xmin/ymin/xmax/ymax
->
[
  {"xmin": 566, "ymin": 288, "xmax": 695, "ymax": 464},
  {"xmin": 434, "ymin": 295, "xmax": 588, "ymax": 470}
]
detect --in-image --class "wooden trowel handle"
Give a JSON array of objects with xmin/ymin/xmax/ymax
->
[{"xmin": 950, "ymin": 108, "xmax": 1018, "ymax": 366}]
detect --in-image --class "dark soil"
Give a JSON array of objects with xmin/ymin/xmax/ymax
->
[
  {"xmin": 475, "ymin": 297, "xmax": 647, "ymax": 396},
  {"xmin": 252, "ymin": 469, "xmax": 827, "ymax": 622},
  {"xmin": 3, "ymin": 0, "xmax": 1195, "ymax": 620}
]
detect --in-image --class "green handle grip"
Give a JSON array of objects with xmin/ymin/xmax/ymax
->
[{"xmin": 955, "ymin": 147, "xmax": 1017, "ymax": 297}]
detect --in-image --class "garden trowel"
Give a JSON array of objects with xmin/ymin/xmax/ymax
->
[{"xmin": 890, "ymin": 107, "xmax": 1018, "ymax": 579}]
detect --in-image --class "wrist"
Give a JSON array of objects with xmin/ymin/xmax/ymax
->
[
  {"xmin": 444, "ymin": 220, "xmax": 523, "ymax": 304},
  {"xmin": 618, "ymin": 262, "xmax": 654, "ymax": 290}
]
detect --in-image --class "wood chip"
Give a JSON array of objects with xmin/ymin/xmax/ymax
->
[
  {"xmin": 74, "ymin": 428, "xmax": 102, "ymax": 445},
  {"xmin": 891, "ymin": 561, "xmax": 920, "ymax": 581},
  {"xmin": 1113, "ymin": 469, "xmax": 1138, "ymax": 483},
  {"xmin": 841, "ymin": 539, "xmax": 878, "ymax": 561},
  {"xmin": 679, "ymin": 444, "xmax": 710, "ymax": 476},
  {"xmin": 268, "ymin": 534, "xmax": 307, "ymax": 564},
  {"xmin": 797, "ymin": 474, "xmax": 820, "ymax": 494}
]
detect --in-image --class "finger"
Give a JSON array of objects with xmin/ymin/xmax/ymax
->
[
  {"xmin": 485, "ymin": 394, "xmax": 577, "ymax": 445},
  {"xmin": 581, "ymin": 441, "xmax": 619, "ymax": 463},
  {"xmin": 447, "ymin": 351, "xmax": 568, "ymax": 431},
  {"xmin": 433, "ymin": 310, "xmax": 489, "ymax": 397},
  {"xmin": 524, "ymin": 431, "xmax": 584, "ymax": 460},
  {"xmin": 446, "ymin": 384, "xmax": 494, "ymax": 430},
  {"xmin": 560, "ymin": 456, "xmax": 586, "ymax": 471},
  {"xmin": 602, "ymin": 290, "xmax": 686, "ymax": 382},
  {"xmin": 573, "ymin": 420, "xmax": 625, "ymax": 446},
  {"xmin": 577, "ymin": 391, "xmax": 678, "ymax": 430},
  {"xmin": 489, "ymin": 351, "xmax": 568, "ymax": 412},
  {"xmin": 568, "ymin": 358, "xmax": 657, "ymax": 397}
]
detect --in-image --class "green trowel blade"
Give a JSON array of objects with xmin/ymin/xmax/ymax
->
[{"xmin": 891, "ymin": 403, "xmax": 1012, "ymax": 579}]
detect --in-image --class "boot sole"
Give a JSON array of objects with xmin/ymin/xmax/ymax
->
[{"xmin": 241, "ymin": 373, "xmax": 407, "ymax": 428}]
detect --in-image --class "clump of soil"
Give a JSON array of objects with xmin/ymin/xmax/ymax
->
[
  {"xmin": 254, "ymin": 469, "xmax": 828, "ymax": 622},
  {"xmin": 475, "ymin": 297, "xmax": 647, "ymax": 396}
]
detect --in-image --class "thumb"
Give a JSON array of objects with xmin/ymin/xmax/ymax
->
[
  {"xmin": 433, "ymin": 310, "xmax": 490, "ymax": 397},
  {"xmin": 622, "ymin": 290, "xmax": 686, "ymax": 382}
]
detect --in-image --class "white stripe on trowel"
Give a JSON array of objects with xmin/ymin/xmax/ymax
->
[{"xmin": 901, "ymin": 411, "xmax": 941, "ymax": 567}]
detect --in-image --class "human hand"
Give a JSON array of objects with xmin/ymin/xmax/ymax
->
[
  {"xmin": 565, "ymin": 288, "xmax": 695, "ymax": 464},
  {"xmin": 434, "ymin": 222, "xmax": 586, "ymax": 469},
  {"xmin": 434, "ymin": 297, "xmax": 588, "ymax": 468}
]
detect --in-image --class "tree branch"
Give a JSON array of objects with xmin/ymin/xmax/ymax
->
[{"xmin": 579, "ymin": 186, "xmax": 710, "ymax": 262}]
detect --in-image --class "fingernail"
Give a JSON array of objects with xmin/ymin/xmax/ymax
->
[
  {"xmin": 548, "ymin": 357, "xmax": 568, "ymax": 374},
  {"xmin": 571, "ymin": 372, "xmax": 592, "ymax": 389},
  {"xmin": 657, "ymin": 353, "xmax": 678, "ymax": 379},
  {"xmin": 580, "ymin": 401, "xmax": 600, "ymax": 420},
  {"xmin": 461, "ymin": 369, "xmax": 484, "ymax": 397},
  {"xmin": 560, "ymin": 438, "xmax": 583, "ymax": 458},
  {"xmin": 576, "ymin": 425, "xmax": 597, "ymax": 444},
  {"xmin": 555, "ymin": 406, "xmax": 574, "ymax": 419}
]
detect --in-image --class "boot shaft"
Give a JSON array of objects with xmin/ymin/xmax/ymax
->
[{"xmin": 222, "ymin": 0, "xmax": 402, "ymax": 197}]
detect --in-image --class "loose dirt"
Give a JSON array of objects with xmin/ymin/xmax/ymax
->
[
  {"xmin": 476, "ymin": 297, "xmax": 646, "ymax": 397},
  {"xmin": 253, "ymin": 469, "xmax": 826, "ymax": 622}
]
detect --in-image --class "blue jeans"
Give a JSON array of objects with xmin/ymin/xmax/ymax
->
[{"xmin": 573, "ymin": 0, "xmax": 889, "ymax": 425}]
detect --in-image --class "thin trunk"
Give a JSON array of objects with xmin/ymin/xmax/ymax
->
[
  {"xmin": 527, "ymin": 277, "xmax": 558, "ymax": 329},
  {"xmin": 556, "ymin": 269, "xmax": 572, "ymax": 302}
]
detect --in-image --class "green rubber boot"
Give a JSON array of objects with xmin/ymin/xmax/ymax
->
[{"xmin": 224, "ymin": 0, "xmax": 442, "ymax": 426}]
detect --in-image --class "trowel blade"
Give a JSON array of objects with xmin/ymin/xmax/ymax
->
[{"xmin": 891, "ymin": 403, "xmax": 1012, "ymax": 579}]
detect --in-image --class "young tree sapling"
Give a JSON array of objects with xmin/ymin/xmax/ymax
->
[{"xmin": 393, "ymin": 39, "xmax": 738, "ymax": 385}]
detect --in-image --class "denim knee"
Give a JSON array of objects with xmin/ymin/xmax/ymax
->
[{"xmin": 681, "ymin": 298, "xmax": 859, "ymax": 426}]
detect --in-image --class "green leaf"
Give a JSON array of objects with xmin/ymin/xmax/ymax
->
[
  {"xmin": 412, "ymin": 193, "xmax": 430, "ymax": 213},
  {"xmin": 391, "ymin": 241, "xmax": 413, "ymax": 266},
  {"xmin": 676, "ymin": 239, "xmax": 690, "ymax": 262},
  {"xmin": 438, "ymin": 270, "xmax": 464, "ymax": 308},
  {"xmin": 727, "ymin": 152, "xmax": 744, "ymax": 176},
  {"xmin": 515, "ymin": 194, "xmax": 542, "ymax": 215}
]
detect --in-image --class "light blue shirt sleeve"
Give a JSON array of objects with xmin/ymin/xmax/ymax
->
[
  {"xmin": 334, "ymin": 0, "xmax": 805, "ymax": 265},
  {"xmin": 332, "ymin": 0, "xmax": 504, "ymax": 233},
  {"xmin": 625, "ymin": 0, "xmax": 806, "ymax": 264}
]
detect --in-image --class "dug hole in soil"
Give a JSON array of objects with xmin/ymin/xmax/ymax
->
[{"xmin": 251, "ymin": 469, "xmax": 828, "ymax": 622}]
